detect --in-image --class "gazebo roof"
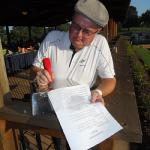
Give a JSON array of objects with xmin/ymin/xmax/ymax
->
[{"xmin": 0, "ymin": 0, "xmax": 130, "ymax": 26}]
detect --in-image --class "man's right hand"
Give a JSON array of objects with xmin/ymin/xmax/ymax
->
[{"xmin": 36, "ymin": 69, "xmax": 54, "ymax": 92}]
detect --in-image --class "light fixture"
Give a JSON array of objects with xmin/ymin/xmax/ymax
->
[{"xmin": 22, "ymin": 11, "xmax": 28, "ymax": 15}]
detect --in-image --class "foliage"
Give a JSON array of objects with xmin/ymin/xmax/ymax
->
[
  {"xmin": 127, "ymin": 44, "xmax": 144, "ymax": 89},
  {"xmin": 144, "ymin": 95, "xmax": 150, "ymax": 112},
  {"xmin": 127, "ymin": 43, "xmax": 150, "ymax": 112},
  {"xmin": 123, "ymin": 6, "xmax": 140, "ymax": 28},
  {"xmin": 127, "ymin": 44, "xmax": 135, "ymax": 56},
  {"xmin": 132, "ymin": 61, "xmax": 145, "ymax": 90},
  {"xmin": 0, "ymin": 26, "xmax": 7, "ymax": 44},
  {"xmin": 0, "ymin": 24, "xmax": 69, "ymax": 46},
  {"xmin": 56, "ymin": 23, "xmax": 70, "ymax": 32},
  {"xmin": 136, "ymin": 47, "xmax": 150, "ymax": 71},
  {"xmin": 140, "ymin": 10, "xmax": 150, "ymax": 27},
  {"xmin": 10, "ymin": 26, "xmax": 45, "ymax": 42},
  {"xmin": 122, "ymin": 6, "xmax": 150, "ymax": 30}
]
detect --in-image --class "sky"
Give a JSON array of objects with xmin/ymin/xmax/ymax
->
[{"xmin": 130, "ymin": 0, "xmax": 150, "ymax": 16}]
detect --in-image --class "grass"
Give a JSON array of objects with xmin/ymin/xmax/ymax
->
[
  {"xmin": 135, "ymin": 46, "xmax": 150, "ymax": 71},
  {"xmin": 127, "ymin": 43, "xmax": 150, "ymax": 113}
]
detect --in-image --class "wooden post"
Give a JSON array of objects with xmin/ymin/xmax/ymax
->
[
  {"xmin": 28, "ymin": 26, "xmax": 32, "ymax": 41},
  {"xmin": 0, "ymin": 120, "xmax": 16, "ymax": 150},
  {"xmin": 0, "ymin": 38, "xmax": 16, "ymax": 150},
  {"xmin": 102, "ymin": 24, "xmax": 109, "ymax": 40},
  {"xmin": 0, "ymin": 38, "xmax": 10, "ymax": 107},
  {"xmin": 108, "ymin": 18, "xmax": 114, "ymax": 40},
  {"xmin": 5, "ymin": 26, "xmax": 11, "ymax": 49}
]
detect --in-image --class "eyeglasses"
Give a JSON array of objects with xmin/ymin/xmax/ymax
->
[{"xmin": 70, "ymin": 21, "xmax": 98, "ymax": 37}]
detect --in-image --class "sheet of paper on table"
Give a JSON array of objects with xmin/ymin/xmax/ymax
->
[{"xmin": 48, "ymin": 84, "xmax": 123, "ymax": 150}]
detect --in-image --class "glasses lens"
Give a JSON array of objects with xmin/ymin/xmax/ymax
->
[{"xmin": 71, "ymin": 22, "xmax": 98, "ymax": 36}]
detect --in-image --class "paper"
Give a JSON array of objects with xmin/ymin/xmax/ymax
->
[{"xmin": 48, "ymin": 84, "xmax": 122, "ymax": 150}]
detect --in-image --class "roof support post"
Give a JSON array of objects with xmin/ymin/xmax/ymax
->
[
  {"xmin": 28, "ymin": 26, "xmax": 32, "ymax": 41},
  {"xmin": 0, "ymin": 38, "xmax": 16, "ymax": 150},
  {"xmin": 5, "ymin": 26, "xmax": 11, "ymax": 49},
  {"xmin": 0, "ymin": 38, "xmax": 10, "ymax": 108}
]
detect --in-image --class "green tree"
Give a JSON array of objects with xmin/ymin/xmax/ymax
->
[
  {"xmin": 123, "ymin": 6, "xmax": 140, "ymax": 29},
  {"xmin": 140, "ymin": 10, "xmax": 150, "ymax": 27},
  {"xmin": 9, "ymin": 26, "xmax": 46, "ymax": 43}
]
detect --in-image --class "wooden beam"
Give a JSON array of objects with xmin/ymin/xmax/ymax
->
[
  {"xmin": 0, "ymin": 120, "xmax": 16, "ymax": 150},
  {"xmin": 140, "ymin": 44, "xmax": 150, "ymax": 49}
]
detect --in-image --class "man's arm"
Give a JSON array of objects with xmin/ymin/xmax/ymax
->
[{"xmin": 97, "ymin": 77, "xmax": 116, "ymax": 96}]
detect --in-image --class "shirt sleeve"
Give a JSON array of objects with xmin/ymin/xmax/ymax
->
[
  {"xmin": 97, "ymin": 37, "xmax": 115, "ymax": 78},
  {"xmin": 32, "ymin": 30, "xmax": 61, "ymax": 68}
]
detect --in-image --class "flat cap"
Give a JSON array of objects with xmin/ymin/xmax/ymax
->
[{"xmin": 75, "ymin": 0, "xmax": 109, "ymax": 27}]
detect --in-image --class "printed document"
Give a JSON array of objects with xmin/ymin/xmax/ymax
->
[{"xmin": 48, "ymin": 84, "xmax": 122, "ymax": 150}]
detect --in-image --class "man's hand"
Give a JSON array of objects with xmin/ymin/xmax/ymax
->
[
  {"xmin": 91, "ymin": 90, "xmax": 105, "ymax": 105},
  {"xmin": 36, "ymin": 69, "xmax": 54, "ymax": 92}
]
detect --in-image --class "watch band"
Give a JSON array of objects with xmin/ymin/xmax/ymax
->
[{"xmin": 95, "ymin": 89, "xmax": 103, "ymax": 96}]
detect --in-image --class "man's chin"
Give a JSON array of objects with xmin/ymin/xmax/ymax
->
[{"xmin": 72, "ymin": 42, "xmax": 84, "ymax": 50}]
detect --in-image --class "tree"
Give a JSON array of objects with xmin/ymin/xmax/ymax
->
[
  {"xmin": 9, "ymin": 26, "xmax": 45, "ymax": 43},
  {"xmin": 140, "ymin": 10, "xmax": 150, "ymax": 27},
  {"xmin": 123, "ymin": 6, "xmax": 140, "ymax": 29}
]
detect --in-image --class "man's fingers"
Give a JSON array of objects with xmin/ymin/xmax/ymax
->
[
  {"xmin": 42, "ymin": 69, "xmax": 53, "ymax": 82},
  {"xmin": 91, "ymin": 92, "xmax": 97, "ymax": 103},
  {"xmin": 36, "ymin": 69, "xmax": 52, "ymax": 84},
  {"xmin": 91, "ymin": 90, "xmax": 105, "ymax": 105}
]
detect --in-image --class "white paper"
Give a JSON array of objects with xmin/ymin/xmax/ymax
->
[{"xmin": 48, "ymin": 84, "xmax": 122, "ymax": 150}]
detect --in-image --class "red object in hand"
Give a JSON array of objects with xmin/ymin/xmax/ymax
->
[{"xmin": 42, "ymin": 58, "xmax": 52, "ymax": 76}]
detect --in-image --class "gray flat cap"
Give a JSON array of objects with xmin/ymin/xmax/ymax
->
[{"xmin": 75, "ymin": 0, "xmax": 109, "ymax": 27}]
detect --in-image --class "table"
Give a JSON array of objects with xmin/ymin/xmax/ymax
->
[
  {"xmin": 0, "ymin": 90, "xmax": 142, "ymax": 150},
  {"xmin": 4, "ymin": 51, "xmax": 37, "ymax": 74}
]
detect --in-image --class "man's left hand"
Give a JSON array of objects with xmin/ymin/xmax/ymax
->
[{"xmin": 91, "ymin": 90, "xmax": 105, "ymax": 105}]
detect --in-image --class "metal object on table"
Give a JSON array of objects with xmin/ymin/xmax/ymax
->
[{"xmin": 31, "ymin": 92, "xmax": 54, "ymax": 116}]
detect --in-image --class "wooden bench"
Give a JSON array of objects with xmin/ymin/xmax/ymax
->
[{"xmin": 140, "ymin": 44, "xmax": 150, "ymax": 49}]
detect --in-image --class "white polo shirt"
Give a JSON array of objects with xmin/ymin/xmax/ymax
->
[{"xmin": 33, "ymin": 30, "xmax": 115, "ymax": 88}]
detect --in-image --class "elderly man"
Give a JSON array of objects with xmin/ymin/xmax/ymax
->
[
  {"xmin": 32, "ymin": 0, "xmax": 116, "ymax": 105},
  {"xmin": 32, "ymin": 0, "xmax": 116, "ymax": 149}
]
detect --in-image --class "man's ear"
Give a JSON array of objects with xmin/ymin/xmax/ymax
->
[{"xmin": 97, "ymin": 28, "xmax": 103, "ymax": 33}]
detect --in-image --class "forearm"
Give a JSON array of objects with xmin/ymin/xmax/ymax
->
[{"xmin": 96, "ymin": 77, "xmax": 116, "ymax": 97}]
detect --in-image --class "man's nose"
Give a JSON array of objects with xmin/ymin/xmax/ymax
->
[{"xmin": 77, "ymin": 29, "xmax": 83, "ymax": 37}]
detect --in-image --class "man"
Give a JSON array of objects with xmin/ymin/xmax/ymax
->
[
  {"xmin": 32, "ymin": 0, "xmax": 116, "ymax": 105},
  {"xmin": 32, "ymin": 0, "xmax": 116, "ymax": 149}
]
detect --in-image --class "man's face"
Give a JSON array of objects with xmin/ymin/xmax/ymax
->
[{"xmin": 69, "ymin": 13, "xmax": 101, "ymax": 51}]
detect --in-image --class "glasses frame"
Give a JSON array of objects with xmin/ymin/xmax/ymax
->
[{"xmin": 70, "ymin": 21, "xmax": 99, "ymax": 37}]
